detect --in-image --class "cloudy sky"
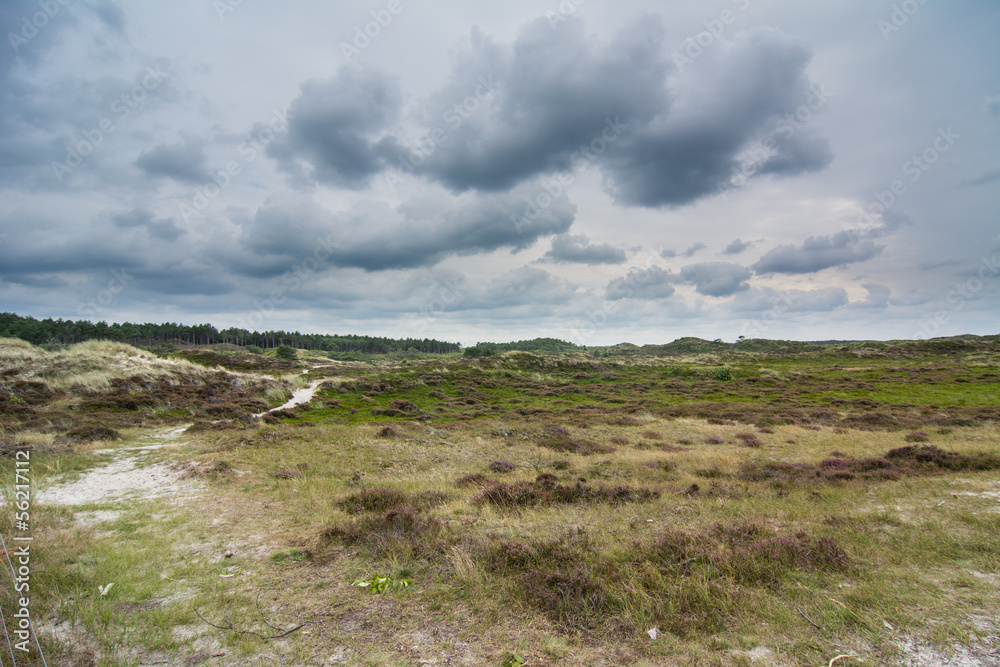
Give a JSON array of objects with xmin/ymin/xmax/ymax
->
[{"xmin": 1, "ymin": 0, "xmax": 998, "ymax": 346}]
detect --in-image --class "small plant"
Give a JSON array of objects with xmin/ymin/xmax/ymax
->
[
  {"xmin": 8, "ymin": 395, "xmax": 25, "ymax": 405},
  {"xmin": 501, "ymin": 654, "xmax": 527, "ymax": 667},
  {"xmin": 353, "ymin": 573, "xmax": 412, "ymax": 593},
  {"xmin": 489, "ymin": 460, "xmax": 517, "ymax": 473},
  {"xmin": 704, "ymin": 436, "xmax": 724, "ymax": 444},
  {"xmin": 711, "ymin": 366, "xmax": 736, "ymax": 381},
  {"xmin": 270, "ymin": 548, "xmax": 310, "ymax": 565},
  {"xmin": 904, "ymin": 430, "xmax": 930, "ymax": 442}
]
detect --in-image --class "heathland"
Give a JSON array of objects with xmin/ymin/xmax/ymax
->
[{"xmin": 0, "ymin": 333, "xmax": 998, "ymax": 666}]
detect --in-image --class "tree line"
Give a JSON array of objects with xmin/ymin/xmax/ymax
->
[{"xmin": 0, "ymin": 312, "xmax": 461, "ymax": 355}]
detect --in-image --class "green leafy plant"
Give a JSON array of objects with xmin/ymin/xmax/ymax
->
[
  {"xmin": 352, "ymin": 573, "xmax": 413, "ymax": 593},
  {"xmin": 501, "ymin": 654, "xmax": 527, "ymax": 667}
]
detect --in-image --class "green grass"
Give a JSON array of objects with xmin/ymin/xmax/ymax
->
[{"xmin": 1, "ymin": 341, "xmax": 998, "ymax": 664}]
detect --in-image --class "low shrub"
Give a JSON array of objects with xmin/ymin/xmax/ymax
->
[{"xmin": 488, "ymin": 460, "xmax": 517, "ymax": 473}]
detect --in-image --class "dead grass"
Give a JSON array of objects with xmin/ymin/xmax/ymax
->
[{"xmin": 3, "ymin": 349, "xmax": 999, "ymax": 665}]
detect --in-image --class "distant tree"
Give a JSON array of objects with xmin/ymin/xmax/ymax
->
[{"xmin": 274, "ymin": 344, "xmax": 297, "ymax": 361}]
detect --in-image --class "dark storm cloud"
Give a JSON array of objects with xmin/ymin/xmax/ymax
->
[
  {"xmin": 6, "ymin": 274, "xmax": 69, "ymax": 289},
  {"xmin": 268, "ymin": 65, "xmax": 404, "ymax": 189},
  {"xmin": 411, "ymin": 16, "xmax": 670, "ymax": 192},
  {"xmin": 229, "ymin": 184, "xmax": 576, "ymax": 274},
  {"xmin": 678, "ymin": 261, "xmax": 752, "ymax": 296},
  {"xmin": 605, "ymin": 266, "xmax": 676, "ymax": 300},
  {"xmin": 600, "ymin": 27, "xmax": 832, "ymax": 207},
  {"xmin": 134, "ymin": 139, "xmax": 208, "ymax": 183},
  {"xmin": 111, "ymin": 208, "xmax": 185, "ymax": 241},
  {"xmin": 723, "ymin": 238, "xmax": 754, "ymax": 255},
  {"xmin": 542, "ymin": 234, "xmax": 626, "ymax": 265},
  {"xmin": 263, "ymin": 17, "xmax": 830, "ymax": 209},
  {"xmin": 752, "ymin": 230, "xmax": 883, "ymax": 274},
  {"xmin": 753, "ymin": 130, "xmax": 833, "ymax": 177}
]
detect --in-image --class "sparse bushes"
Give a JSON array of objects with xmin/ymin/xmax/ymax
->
[
  {"xmin": 739, "ymin": 445, "xmax": 1000, "ymax": 486},
  {"xmin": 337, "ymin": 486, "xmax": 448, "ymax": 514},
  {"xmin": 475, "ymin": 475, "xmax": 659, "ymax": 509},
  {"xmin": 536, "ymin": 425, "xmax": 615, "ymax": 455},
  {"xmin": 736, "ymin": 432, "xmax": 763, "ymax": 448},
  {"xmin": 323, "ymin": 507, "xmax": 445, "ymax": 558}
]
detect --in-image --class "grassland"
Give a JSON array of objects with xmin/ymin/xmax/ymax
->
[{"xmin": 1, "ymin": 336, "xmax": 998, "ymax": 665}]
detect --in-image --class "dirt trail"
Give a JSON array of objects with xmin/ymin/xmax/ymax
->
[
  {"xmin": 38, "ymin": 425, "xmax": 199, "ymax": 506},
  {"xmin": 253, "ymin": 379, "xmax": 326, "ymax": 417}
]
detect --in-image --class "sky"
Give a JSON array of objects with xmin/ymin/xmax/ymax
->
[{"xmin": 1, "ymin": 0, "xmax": 998, "ymax": 347}]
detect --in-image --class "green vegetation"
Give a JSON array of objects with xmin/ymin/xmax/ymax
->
[
  {"xmin": 273, "ymin": 344, "xmax": 298, "ymax": 361},
  {"xmin": 0, "ymin": 311, "xmax": 461, "ymax": 354},
  {"xmin": 1, "ymin": 334, "xmax": 998, "ymax": 665}
]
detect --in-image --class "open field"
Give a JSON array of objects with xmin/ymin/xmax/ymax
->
[{"xmin": 1, "ymin": 337, "xmax": 999, "ymax": 665}]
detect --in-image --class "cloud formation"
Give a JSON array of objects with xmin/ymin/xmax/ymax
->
[
  {"xmin": 678, "ymin": 261, "xmax": 753, "ymax": 296},
  {"xmin": 134, "ymin": 139, "xmax": 208, "ymax": 183},
  {"xmin": 268, "ymin": 65, "xmax": 404, "ymax": 189},
  {"xmin": 723, "ymin": 238, "xmax": 754, "ymax": 254},
  {"xmin": 227, "ymin": 183, "xmax": 576, "ymax": 274},
  {"xmin": 542, "ymin": 234, "xmax": 626, "ymax": 265},
  {"xmin": 752, "ymin": 230, "xmax": 883, "ymax": 274},
  {"xmin": 605, "ymin": 266, "xmax": 676, "ymax": 300}
]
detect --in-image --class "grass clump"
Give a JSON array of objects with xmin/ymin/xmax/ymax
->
[
  {"xmin": 537, "ymin": 425, "xmax": 615, "ymax": 455},
  {"xmin": 474, "ymin": 474, "xmax": 659, "ymax": 509},
  {"xmin": 337, "ymin": 486, "xmax": 448, "ymax": 514}
]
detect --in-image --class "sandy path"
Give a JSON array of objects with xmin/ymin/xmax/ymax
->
[
  {"xmin": 253, "ymin": 377, "xmax": 333, "ymax": 417},
  {"xmin": 37, "ymin": 425, "xmax": 199, "ymax": 507}
]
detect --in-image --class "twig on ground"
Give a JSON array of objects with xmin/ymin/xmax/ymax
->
[
  {"xmin": 797, "ymin": 606, "xmax": 824, "ymax": 631},
  {"xmin": 194, "ymin": 605, "xmax": 307, "ymax": 640}
]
